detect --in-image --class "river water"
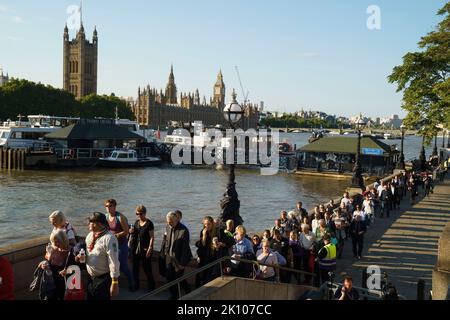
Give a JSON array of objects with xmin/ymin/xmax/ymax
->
[{"xmin": 0, "ymin": 132, "xmax": 435, "ymax": 249}]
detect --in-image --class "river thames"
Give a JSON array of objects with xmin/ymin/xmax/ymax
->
[{"xmin": 0, "ymin": 133, "xmax": 435, "ymax": 248}]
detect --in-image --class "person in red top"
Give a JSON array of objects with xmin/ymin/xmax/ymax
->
[{"xmin": 0, "ymin": 256, "xmax": 15, "ymax": 300}]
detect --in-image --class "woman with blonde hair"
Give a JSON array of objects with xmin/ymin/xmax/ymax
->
[
  {"xmin": 49, "ymin": 210, "xmax": 77, "ymax": 248},
  {"xmin": 257, "ymin": 239, "xmax": 278, "ymax": 282},
  {"xmin": 195, "ymin": 216, "xmax": 229, "ymax": 287},
  {"xmin": 40, "ymin": 229, "xmax": 72, "ymax": 300},
  {"xmin": 229, "ymin": 225, "xmax": 255, "ymax": 278}
]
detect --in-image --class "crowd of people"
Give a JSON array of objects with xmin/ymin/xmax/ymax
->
[{"xmin": 26, "ymin": 169, "xmax": 444, "ymax": 301}]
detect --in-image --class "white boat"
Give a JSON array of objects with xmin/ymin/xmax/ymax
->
[
  {"xmin": 98, "ymin": 149, "xmax": 162, "ymax": 167},
  {"xmin": 0, "ymin": 115, "xmax": 78, "ymax": 149},
  {"xmin": 115, "ymin": 119, "xmax": 157, "ymax": 143}
]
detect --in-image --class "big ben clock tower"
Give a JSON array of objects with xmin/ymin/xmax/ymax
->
[{"xmin": 212, "ymin": 70, "xmax": 225, "ymax": 109}]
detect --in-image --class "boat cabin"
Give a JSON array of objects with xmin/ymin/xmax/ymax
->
[
  {"xmin": 108, "ymin": 150, "xmax": 139, "ymax": 161},
  {"xmin": 297, "ymin": 136, "xmax": 399, "ymax": 176}
]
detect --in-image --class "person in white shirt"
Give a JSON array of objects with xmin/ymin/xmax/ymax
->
[
  {"xmin": 299, "ymin": 224, "xmax": 316, "ymax": 284},
  {"xmin": 257, "ymin": 239, "xmax": 278, "ymax": 281},
  {"xmin": 377, "ymin": 181, "xmax": 385, "ymax": 198},
  {"xmin": 362, "ymin": 195, "xmax": 374, "ymax": 226},
  {"xmin": 340, "ymin": 192, "xmax": 351, "ymax": 207},
  {"xmin": 78, "ymin": 212, "xmax": 120, "ymax": 300},
  {"xmin": 311, "ymin": 213, "xmax": 321, "ymax": 235},
  {"xmin": 352, "ymin": 204, "xmax": 366, "ymax": 222}
]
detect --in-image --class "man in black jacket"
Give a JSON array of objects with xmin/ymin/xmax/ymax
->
[
  {"xmin": 161, "ymin": 211, "xmax": 193, "ymax": 300},
  {"xmin": 379, "ymin": 184, "xmax": 392, "ymax": 218},
  {"xmin": 349, "ymin": 215, "xmax": 366, "ymax": 259}
]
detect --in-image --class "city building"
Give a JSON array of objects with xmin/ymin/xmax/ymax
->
[
  {"xmin": 380, "ymin": 114, "xmax": 403, "ymax": 129},
  {"xmin": 0, "ymin": 68, "xmax": 9, "ymax": 87},
  {"xmin": 63, "ymin": 20, "xmax": 98, "ymax": 100},
  {"xmin": 131, "ymin": 67, "xmax": 259, "ymax": 129}
]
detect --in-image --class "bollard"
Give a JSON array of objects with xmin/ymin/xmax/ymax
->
[
  {"xmin": 417, "ymin": 279, "xmax": 425, "ymax": 300},
  {"xmin": 362, "ymin": 269, "xmax": 368, "ymax": 289},
  {"xmin": 19, "ymin": 150, "xmax": 24, "ymax": 170},
  {"xmin": 7, "ymin": 149, "xmax": 11, "ymax": 170},
  {"xmin": 12, "ymin": 150, "xmax": 16, "ymax": 170},
  {"xmin": 0, "ymin": 148, "xmax": 3, "ymax": 168}
]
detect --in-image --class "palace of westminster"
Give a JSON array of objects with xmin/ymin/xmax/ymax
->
[{"xmin": 62, "ymin": 21, "xmax": 259, "ymax": 129}]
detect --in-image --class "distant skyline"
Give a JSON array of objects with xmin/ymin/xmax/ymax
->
[{"xmin": 0, "ymin": 0, "xmax": 447, "ymax": 118}]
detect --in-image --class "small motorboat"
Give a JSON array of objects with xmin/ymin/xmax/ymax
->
[{"xmin": 98, "ymin": 149, "xmax": 162, "ymax": 167}]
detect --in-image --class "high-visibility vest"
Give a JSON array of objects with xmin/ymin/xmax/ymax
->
[{"xmin": 319, "ymin": 243, "xmax": 337, "ymax": 271}]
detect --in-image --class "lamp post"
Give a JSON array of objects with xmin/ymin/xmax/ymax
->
[
  {"xmin": 432, "ymin": 134, "xmax": 438, "ymax": 156},
  {"xmin": 419, "ymin": 134, "xmax": 427, "ymax": 172},
  {"xmin": 219, "ymin": 89, "xmax": 244, "ymax": 227},
  {"xmin": 351, "ymin": 113, "xmax": 366, "ymax": 191},
  {"xmin": 396, "ymin": 124, "xmax": 406, "ymax": 170}
]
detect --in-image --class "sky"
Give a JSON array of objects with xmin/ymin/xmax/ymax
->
[{"xmin": 0, "ymin": 0, "xmax": 447, "ymax": 118}]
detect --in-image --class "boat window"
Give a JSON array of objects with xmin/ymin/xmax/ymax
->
[
  {"xmin": 11, "ymin": 132, "xmax": 22, "ymax": 139},
  {"xmin": 0, "ymin": 131, "xmax": 8, "ymax": 139},
  {"xmin": 118, "ymin": 153, "xmax": 128, "ymax": 159},
  {"xmin": 110, "ymin": 152, "xmax": 118, "ymax": 158}
]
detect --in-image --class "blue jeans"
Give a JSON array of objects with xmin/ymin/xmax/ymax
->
[{"xmin": 118, "ymin": 241, "xmax": 134, "ymax": 288}]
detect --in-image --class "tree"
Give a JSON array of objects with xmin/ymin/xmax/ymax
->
[
  {"xmin": 388, "ymin": 3, "xmax": 450, "ymax": 144},
  {"xmin": 0, "ymin": 79, "xmax": 135, "ymax": 121},
  {"xmin": 0, "ymin": 79, "xmax": 79, "ymax": 120},
  {"xmin": 80, "ymin": 94, "xmax": 135, "ymax": 120}
]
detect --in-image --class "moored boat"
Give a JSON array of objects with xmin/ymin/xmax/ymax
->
[{"xmin": 98, "ymin": 149, "xmax": 162, "ymax": 167}]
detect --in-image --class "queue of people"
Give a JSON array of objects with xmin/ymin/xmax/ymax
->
[{"xmin": 29, "ymin": 170, "xmax": 437, "ymax": 300}]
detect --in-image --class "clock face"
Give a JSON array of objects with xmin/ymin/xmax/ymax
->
[{"xmin": 215, "ymin": 86, "xmax": 221, "ymax": 95}]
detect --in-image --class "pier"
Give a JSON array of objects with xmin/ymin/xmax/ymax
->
[{"xmin": 0, "ymin": 148, "xmax": 25, "ymax": 170}]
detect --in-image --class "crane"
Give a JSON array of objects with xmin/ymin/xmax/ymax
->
[{"xmin": 234, "ymin": 66, "xmax": 249, "ymax": 105}]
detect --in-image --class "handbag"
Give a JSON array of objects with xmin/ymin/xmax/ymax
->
[{"xmin": 64, "ymin": 277, "xmax": 85, "ymax": 300}]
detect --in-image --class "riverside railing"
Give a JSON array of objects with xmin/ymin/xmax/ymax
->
[
  {"xmin": 54, "ymin": 147, "xmax": 153, "ymax": 159},
  {"xmin": 137, "ymin": 255, "xmax": 317, "ymax": 300}
]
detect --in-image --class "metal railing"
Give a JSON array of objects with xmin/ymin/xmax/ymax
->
[
  {"xmin": 137, "ymin": 255, "xmax": 317, "ymax": 300},
  {"xmin": 54, "ymin": 147, "xmax": 154, "ymax": 159}
]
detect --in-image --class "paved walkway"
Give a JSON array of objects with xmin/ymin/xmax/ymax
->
[{"xmin": 336, "ymin": 176, "xmax": 450, "ymax": 299}]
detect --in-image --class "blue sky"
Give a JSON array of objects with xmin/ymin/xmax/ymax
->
[{"xmin": 0, "ymin": 0, "xmax": 446, "ymax": 118}]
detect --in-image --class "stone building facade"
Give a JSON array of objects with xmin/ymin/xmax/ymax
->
[
  {"xmin": 132, "ymin": 67, "xmax": 259, "ymax": 129},
  {"xmin": 63, "ymin": 23, "xmax": 98, "ymax": 100},
  {"xmin": 0, "ymin": 68, "xmax": 9, "ymax": 87}
]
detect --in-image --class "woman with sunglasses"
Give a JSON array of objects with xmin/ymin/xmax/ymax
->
[
  {"xmin": 251, "ymin": 234, "xmax": 262, "ymax": 254},
  {"xmin": 129, "ymin": 205, "xmax": 155, "ymax": 292}
]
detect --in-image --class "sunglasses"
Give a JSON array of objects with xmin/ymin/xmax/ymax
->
[
  {"xmin": 136, "ymin": 212, "xmax": 144, "ymax": 216},
  {"xmin": 105, "ymin": 205, "xmax": 114, "ymax": 208}
]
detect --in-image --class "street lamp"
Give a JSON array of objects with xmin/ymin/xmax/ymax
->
[
  {"xmin": 219, "ymin": 89, "xmax": 244, "ymax": 227},
  {"xmin": 433, "ymin": 134, "xmax": 438, "ymax": 156},
  {"xmin": 396, "ymin": 123, "xmax": 406, "ymax": 170},
  {"xmin": 419, "ymin": 127, "xmax": 427, "ymax": 172},
  {"xmin": 351, "ymin": 113, "xmax": 366, "ymax": 190}
]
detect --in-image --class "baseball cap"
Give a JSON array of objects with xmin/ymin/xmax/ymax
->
[{"xmin": 88, "ymin": 212, "xmax": 109, "ymax": 228}]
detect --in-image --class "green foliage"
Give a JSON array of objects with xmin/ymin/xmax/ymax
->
[
  {"xmin": 388, "ymin": 2, "xmax": 450, "ymax": 144},
  {"xmin": 0, "ymin": 79, "xmax": 135, "ymax": 121},
  {"xmin": 0, "ymin": 79, "xmax": 79, "ymax": 119},
  {"xmin": 79, "ymin": 94, "xmax": 135, "ymax": 119}
]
